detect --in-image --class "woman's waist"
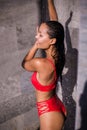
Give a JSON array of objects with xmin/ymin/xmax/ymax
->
[{"xmin": 36, "ymin": 90, "xmax": 56, "ymax": 102}]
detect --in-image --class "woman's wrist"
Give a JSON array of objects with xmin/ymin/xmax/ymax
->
[
  {"xmin": 23, "ymin": 43, "xmax": 38, "ymax": 62},
  {"xmin": 32, "ymin": 43, "xmax": 38, "ymax": 50}
]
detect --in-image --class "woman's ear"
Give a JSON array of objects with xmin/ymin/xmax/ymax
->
[{"xmin": 50, "ymin": 38, "xmax": 56, "ymax": 45}]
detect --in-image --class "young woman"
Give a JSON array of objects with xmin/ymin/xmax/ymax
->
[{"xmin": 22, "ymin": 0, "xmax": 67, "ymax": 129}]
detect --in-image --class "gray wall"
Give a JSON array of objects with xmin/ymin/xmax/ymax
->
[
  {"xmin": 0, "ymin": 0, "xmax": 83, "ymax": 130},
  {"xmin": 75, "ymin": 0, "xmax": 87, "ymax": 129}
]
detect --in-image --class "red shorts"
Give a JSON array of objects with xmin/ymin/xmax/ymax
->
[{"xmin": 36, "ymin": 95, "xmax": 67, "ymax": 117}]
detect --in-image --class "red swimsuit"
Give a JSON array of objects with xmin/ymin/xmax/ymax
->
[{"xmin": 31, "ymin": 59, "xmax": 67, "ymax": 117}]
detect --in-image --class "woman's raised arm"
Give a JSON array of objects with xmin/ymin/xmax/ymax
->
[{"xmin": 47, "ymin": 0, "xmax": 58, "ymax": 21}]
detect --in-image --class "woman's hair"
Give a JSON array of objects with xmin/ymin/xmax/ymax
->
[{"xmin": 45, "ymin": 21, "xmax": 65, "ymax": 83}]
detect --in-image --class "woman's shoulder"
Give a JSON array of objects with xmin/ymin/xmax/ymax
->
[
  {"xmin": 34, "ymin": 57, "xmax": 49, "ymax": 66},
  {"xmin": 36, "ymin": 57, "xmax": 55, "ymax": 65},
  {"xmin": 35, "ymin": 58, "xmax": 54, "ymax": 73},
  {"xmin": 31, "ymin": 57, "xmax": 48, "ymax": 73}
]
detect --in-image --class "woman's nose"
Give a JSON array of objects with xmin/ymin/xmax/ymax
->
[{"xmin": 35, "ymin": 34, "xmax": 39, "ymax": 39}]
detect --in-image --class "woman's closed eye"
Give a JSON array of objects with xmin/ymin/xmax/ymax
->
[{"xmin": 39, "ymin": 34, "xmax": 43, "ymax": 37}]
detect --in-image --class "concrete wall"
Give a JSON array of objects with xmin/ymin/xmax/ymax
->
[
  {"xmin": 0, "ymin": 1, "xmax": 39, "ymax": 130},
  {"xmin": 0, "ymin": 0, "xmax": 80, "ymax": 130},
  {"xmin": 75, "ymin": 0, "xmax": 87, "ymax": 129}
]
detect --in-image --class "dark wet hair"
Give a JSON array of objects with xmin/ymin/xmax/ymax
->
[{"xmin": 45, "ymin": 21, "xmax": 65, "ymax": 83}]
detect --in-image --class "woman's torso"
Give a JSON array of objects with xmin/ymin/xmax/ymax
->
[{"xmin": 31, "ymin": 58, "xmax": 57, "ymax": 102}]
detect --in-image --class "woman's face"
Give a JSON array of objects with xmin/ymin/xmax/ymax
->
[{"xmin": 35, "ymin": 23, "xmax": 51, "ymax": 49}]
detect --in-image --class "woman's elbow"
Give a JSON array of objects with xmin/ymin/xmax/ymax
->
[{"xmin": 21, "ymin": 61, "xmax": 32, "ymax": 71}]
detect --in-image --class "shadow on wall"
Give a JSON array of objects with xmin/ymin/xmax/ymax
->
[
  {"xmin": 37, "ymin": 0, "xmax": 49, "ymax": 24},
  {"xmin": 62, "ymin": 11, "xmax": 78, "ymax": 130},
  {"xmin": 77, "ymin": 81, "xmax": 87, "ymax": 130}
]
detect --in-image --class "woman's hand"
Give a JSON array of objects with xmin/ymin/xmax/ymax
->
[{"xmin": 34, "ymin": 40, "xmax": 40, "ymax": 49}]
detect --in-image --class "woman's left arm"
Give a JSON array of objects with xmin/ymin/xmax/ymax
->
[{"xmin": 47, "ymin": 0, "xmax": 58, "ymax": 21}]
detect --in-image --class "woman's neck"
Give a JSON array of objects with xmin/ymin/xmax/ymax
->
[{"xmin": 45, "ymin": 45, "xmax": 54, "ymax": 59}]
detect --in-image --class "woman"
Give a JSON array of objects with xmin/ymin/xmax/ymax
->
[{"xmin": 22, "ymin": 0, "xmax": 67, "ymax": 130}]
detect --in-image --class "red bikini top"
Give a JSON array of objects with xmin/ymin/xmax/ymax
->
[{"xmin": 31, "ymin": 59, "xmax": 57, "ymax": 92}]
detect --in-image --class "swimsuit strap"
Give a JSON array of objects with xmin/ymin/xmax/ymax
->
[{"xmin": 46, "ymin": 58, "xmax": 57, "ymax": 80}]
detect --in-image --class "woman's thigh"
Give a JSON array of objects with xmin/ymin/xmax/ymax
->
[{"xmin": 39, "ymin": 111, "xmax": 65, "ymax": 130}]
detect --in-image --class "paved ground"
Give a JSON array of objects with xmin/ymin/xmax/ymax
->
[{"xmin": 0, "ymin": 0, "xmax": 80, "ymax": 130}]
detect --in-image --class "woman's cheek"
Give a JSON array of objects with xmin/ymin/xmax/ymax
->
[{"xmin": 38, "ymin": 39, "xmax": 44, "ymax": 45}]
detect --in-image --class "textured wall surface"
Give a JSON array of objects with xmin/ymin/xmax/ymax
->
[
  {"xmin": 75, "ymin": 0, "xmax": 87, "ymax": 129},
  {"xmin": 0, "ymin": 0, "xmax": 80, "ymax": 130}
]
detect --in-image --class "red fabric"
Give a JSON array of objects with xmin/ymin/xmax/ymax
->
[
  {"xmin": 36, "ymin": 95, "xmax": 67, "ymax": 117},
  {"xmin": 31, "ymin": 72, "xmax": 56, "ymax": 91}
]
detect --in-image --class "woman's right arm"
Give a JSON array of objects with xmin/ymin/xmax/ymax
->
[
  {"xmin": 47, "ymin": 0, "xmax": 58, "ymax": 21},
  {"xmin": 22, "ymin": 43, "xmax": 41, "ymax": 72},
  {"xmin": 22, "ymin": 41, "xmax": 45, "ymax": 72}
]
